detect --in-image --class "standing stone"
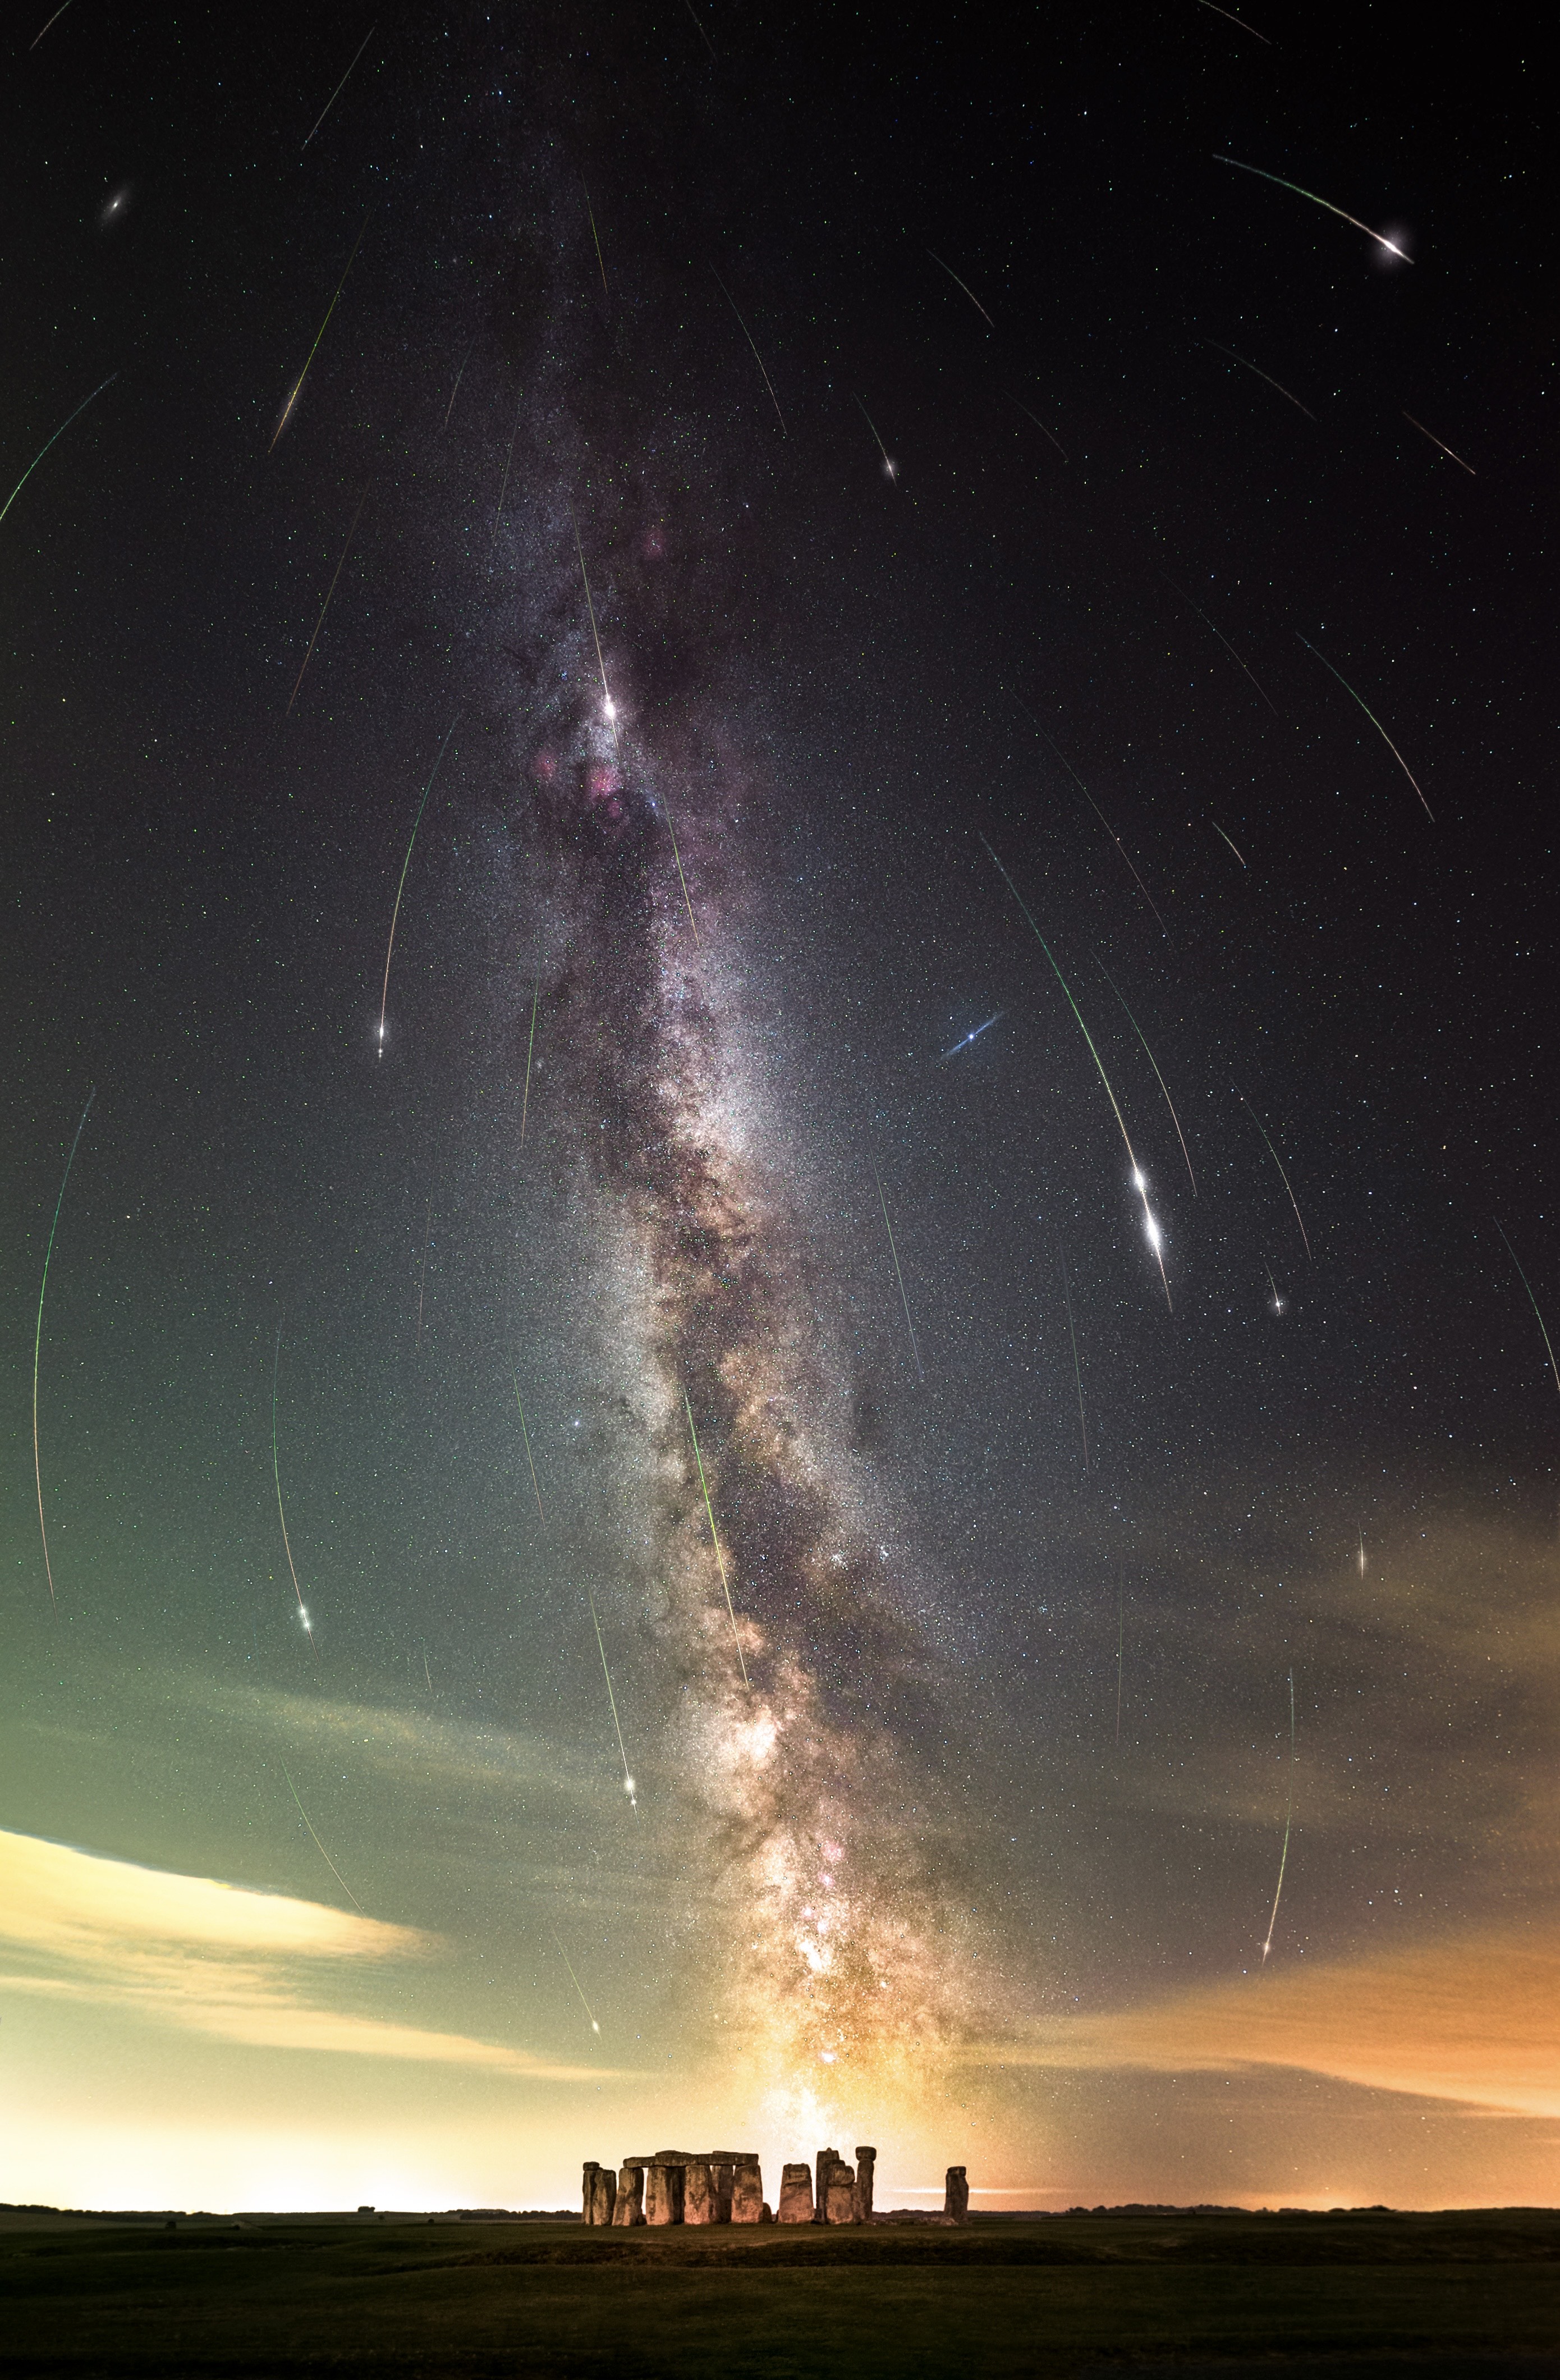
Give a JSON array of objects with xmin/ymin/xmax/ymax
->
[
  {"xmin": 611, "ymin": 2165, "xmax": 645, "ymax": 2225},
  {"xmin": 731, "ymin": 2155, "xmax": 765, "ymax": 2223},
  {"xmin": 824, "ymin": 2157, "xmax": 856, "ymax": 2225},
  {"xmin": 644, "ymin": 2162, "xmax": 685, "ymax": 2226},
  {"xmin": 777, "ymin": 2162, "xmax": 815, "ymax": 2223},
  {"xmin": 944, "ymin": 2166, "xmax": 970, "ymax": 2223},
  {"xmin": 713, "ymin": 2162, "xmax": 735, "ymax": 2222},
  {"xmin": 683, "ymin": 2161, "xmax": 715, "ymax": 2224},
  {"xmin": 813, "ymin": 2147, "xmax": 839, "ymax": 2223},
  {"xmin": 582, "ymin": 2162, "xmax": 602, "ymax": 2225},
  {"xmin": 591, "ymin": 2165, "xmax": 617, "ymax": 2227},
  {"xmin": 852, "ymin": 2146, "xmax": 877, "ymax": 2224}
]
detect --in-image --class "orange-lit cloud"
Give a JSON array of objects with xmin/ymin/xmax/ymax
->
[
  {"xmin": 967, "ymin": 1926, "xmax": 1560, "ymax": 2117},
  {"xmin": 0, "ymin": 1829, "xmax": 631, "ymax": 2081}
]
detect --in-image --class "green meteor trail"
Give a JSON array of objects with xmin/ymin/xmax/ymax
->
[
  {"xmin": 270, "ymin": 213, "xmax": 370, "ymax": 451},
  {"xmin": 1214, "ymin": 155, "xmax": 1411, "ymax": 263},
  {"xmin": 1, "ymin": 375, "xmax": 117, "ymax": 530},
  {"xmin": 33, "ymin": 1088, "xmax": 94, "ymax": 1605},
  {"xmin": 685, "ymin": 1394, "xmax": 749, "ymax": 1686}
]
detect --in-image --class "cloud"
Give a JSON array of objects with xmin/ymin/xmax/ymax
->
[
  {"xmin": 0, "ymin": 1830, "xmax": 631, "ymax": 2081},
  {"xmin": 963, "ymin": 1926, "xmax": 1560, "ymax": 2117}
]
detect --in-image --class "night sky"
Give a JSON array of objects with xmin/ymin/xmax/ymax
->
[{"xmin": 4, "ymin": 1, "xmax": 1557, "ymax": 2214}]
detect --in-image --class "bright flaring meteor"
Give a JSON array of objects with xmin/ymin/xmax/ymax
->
[
  {"xmin": 269, "ymin": 213, "xmax": 369, "ymax": 451},
  {"xmin": 872, "ymin": 1165, "xmax": 925, "ymax": 1381},
  {"xmin": 280, "ymin": 1764, "xmax": 361, "ymax": 1910},
  {"xmin": 272, "ymin": 1327, "xmax": 316, "ymax": 1654},
  {"xmin": 1214, "ymin": 155, "xmax": 1411, "ymax": 264},
  {"xmin": 685, "ymin": 1394, "xmax": 749, "ymax": 1687},
  {"xmin": 588, "ymin": 1592, "xmax": 637, "ymax": 1810},
  {"xmin": 1238, "ymin": 1093, "xmax": 1311, "ymax": 1259},
  {"xmin": 982, "ymin": 839, "xmax": 1172, "ymax": 1309},
  {"xmin": 1264, "ymin": 1261, "xmax": 1286, "ymax": 1315},
  {"xmin": 941, "ymin": 1010, "xmax": 1003, "ymax": 1063},
  {"xmin": 854, "ymin": 396, "xmax": 898, "ymax": 482},
  {"xmin": 551, "ymin": 1930, "xmax": 601, "ymax": 2033},
  {"xmin": 1297, "ymin": 635, "xmax": 1433, "ymax": 821},
  {"xmin": 377, "ymin": 715, "xmax": 458, "ymax": 1058},
  {"xmin": 1494, "ymin": 1223, "xmax": 1560, "ymax": 1397},
  {"xmin": 1261, "ymin": 1669, "xmax": 1297, "ymax": 1962},
  {"xmin": 1, "ymin": 374, "xmax": 117, "ymax": 530},
  {"xmin": 33, "ymin": 1088, "xmax": 94, "ymax": 1605},
  {"xmin": 1403, "ymin": 411, "xmax": 1475, "ymax": 475},
  {"xmin": 1095, "ymin": 960, "xmax": 1197, "ymax": 1195},
  {"xmin": 513, "ymin": 1377, "xmax": 546, "ymax": 1525},
  {"xmin": 288, "ymin": 488, "xmax": 368, "ymax": 712}
]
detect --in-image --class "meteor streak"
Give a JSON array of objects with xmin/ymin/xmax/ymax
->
[
  {"xmin": 1403, "ymin": 411, "xmax": 1475, "ymax": 475},
  {"xmin": 854, "ymin": 396, "xmax": 898, "ymax": 482},
  {"xmin": 1264, "ymin": 1260, "xmax": 1285, "ymax": 1314},
  {"xmin": 685, "ymin": 1394, "xmax": 749, "ymax": 1686},
  {"xmin": 872, "ymin": 1165, "xmax": 926, "ymax": 1381},
  {"xmin": 301, "ymin": 22, "xmax": 375, "ymax": 149},
  {"xmin": 442, "ymin": 338, "xmax": 475, "ymax": 432},
  {"xmin": 377, "ymin": 715, "xmax": 458, "ymax": 1058},
  {"xmin": 1021, "ymin": 707, "xmax": 1169, "ymax": 937},
  {"xmin": 1096, "ymin": 960, "xmax": 1197, "ymax": 1194},
  {"xmin": 520, "ymin": 976, "xmax": 540, "ymax": 1147},
  {"xmin": 272, "ymin": 1327, "xmax": 317, "ymax": 1654},
  {"xmin": 1210, "ymin": 818, "xmax": 1248, "ymax": 867},
  {"xmin": 982, "ymin": 839, "xmax": 1171, "ymax": 1308},
  {"xmin": 1214, "ymin": 155, "xmax": 1412, "ymax": 263},
  {"xmin": 287, "ymin": 487, "xmax": 368, "ymax": 712},
  {"xmin": 490, "ymin": 386, "xmax": 524, "ymax": 553},
  {"xmin": 33, "ymin": 1087, "xmax": 94, "ymax": 1605},
  {"xmin": 582, "ymin": 183, "xmax": 609, "ymax": 296},
  {"xmin": 1155, "ymin": 569, "xmax": 1281, "ymax": 717},
  {"xmin": 280, "ymin": 1763, "xmax": 362, "ymax": 1910},
  {"xmin": 680, "ymin": 0, "xmax": 718, "ymax": 59},
  {"xmin": 1004, "ymin": 390, "xmax": 1067, "ymax": 461},
  {"xmin": 1114, "ymin": 1585, "xmax": 1125, "ymax": 1746},
  {"xmin": 1197, "ymin": 0, "xmax": 1271, "ymax": 39},
  {"xmin": 926, "ymin": 248, "xmax": 994, "ymax": 327},
  {"xmin": 1261, "ymin": 1669, "xmax": 1296, "ymax": 1961},
  {"xmin": 513, "ymin": 1377, "xmax": 546, "ymax": 1525},
  {"xmin": 1203, "ymin": 338, "xmax": 1316, "ymax": 420},
  {"xmin": 941, "ymin": 1010, "xmax": 1003, "ymax": 1063},
  {"xmin": 1238, "ymin": 1093, "xmax": 1311, "ymax": 1258},
  {"xmin": 1296, "ymin": 634, "xmax": 1433, "ymax": 821},
  {"xmin": 1, "ymin": 374, "xmax": 117, "ymax": 529},
  {"xmin": 30, "ymin": 1, "xmax": 74, "ymax": 45},
  {"xmin": 588, "ymin": 1591, "xmax": 637, "ymax": 1809},
  {"xmin": 711, "ymin": 269, "xmax": 787, "ymax": 436},
  {"xmin": 1059, "ymin": 1247, "xmax": 1089, "ymax": 1473},
  {"xmin": 1494, "ymin": 1222, "xmax": 1560, "ymax": 1397},
  {"xmin": 270, "ymin": 213, "xmax": 369, "ymax": 451},
  {"xmin": 551, "ymin": 1930, "xmax": 601, "ymax": 2033},
  {"xmin": 1357, "ymin": 1527, "xmax": 1367, "ymax": 1575}
]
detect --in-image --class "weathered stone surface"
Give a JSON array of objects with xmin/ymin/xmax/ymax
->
[
  {"xmin": 824, "ymin": 2159, "xmax": 856, "ymax": 2226},
  {"xmin": 611, "ymin": 2164, "xmax": 645, "ymax": 2225},
  {"xmin": 777, "ymin": 2162, "xmax": 814, "ymax": 2223},
  {"xmin": 731, "ymin": 2155, "xmax": 764, "ymax": 2223},
  {"xmin": 644, "ymin": 2161, "xmax": 685, "ymax": 2226},
  {"xmin": 591, "ymin": 2165, "xmax": 618, "ymax": 2227},
  {"xmin": 852, "ymin": 2146, "xmax": 877, "ymax": 2224},
  {"xmin": 760, "ymin": 2202, "xmax": 773, "ymax": 2223},
  {"xmin": 713, "ymin": 2162, "xmax": 735, "ymax": 2222},
  {"xmin": 682, "ymin": 2160, "xmax": 715, "ymax": 2224},
  {"xmin": 944, "ymin": 2165, "xmax": 970, "ymax": 2223},
  {"xmin": 814, "ymin": 2147, "xmax": 838, "ymax": 2223},
  {"xmin": 581, "ymin": 2163, "xmax": 602, "ymax": 2226}
]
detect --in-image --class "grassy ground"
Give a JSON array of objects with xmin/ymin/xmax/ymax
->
[{"xmin": 2, "ymin": 2209, "xmax": 1556, "ymax": 2377}]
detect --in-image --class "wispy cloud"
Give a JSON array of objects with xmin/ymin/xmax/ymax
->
[
  {"xmin": 962, "ymin": 1926, "xmax": 1560, "ymax": 2117},
  {"xmin": 0, "ymin": 1829, "xmax": 634, "ymax": 2081}
]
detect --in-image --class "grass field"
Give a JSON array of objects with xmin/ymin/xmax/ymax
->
[{"xmin": 3, "ymin": 2208, "xmax": 1557, "ymax": 2377}]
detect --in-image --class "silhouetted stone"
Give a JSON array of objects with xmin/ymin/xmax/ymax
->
[
  {"xmin": 823, "ymin": 2155, "xmax": 856, "ymax": 2224},
  {"xmin": 852, "ymin": 2146, "xmax": 877, "ymax": 2223},
  {"xmin": 945, "ymin": 2166, "xmax": 969, "ymax": 2223},
  {"xmin": 611, "ymin": 2165, "xmax": 644, "ymax": 2225},
  {"xmin": 581, "ymin": 2163, "xmax": 603, "ymax": 2226},
  {"xmin": 731, "ymin": 2155, "xmax": 764, "ymax": 2223},
  {"xmin": 644, "ymin": 2162, "xmax": 684, "ymax": 2225},
  {"xmin": 595, "ymin": 2165, "xmax": 618, "ymax": 2227},
  {"xmin": 814, "ymin": 2146, "xmax": 838, "ymax": 2223},
  {"xmin": 713, "ymin": 2161, "xmax": 735, "ymax": 2222},
  {"xmin": 777, "ymin": 2162, "xmax": 814, "ymax": 2223},
  {"xmin": 683, "ymin": 2161, "xmax": 715, "ymax": 2224}
]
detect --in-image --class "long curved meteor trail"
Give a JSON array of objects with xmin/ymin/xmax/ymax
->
[
  {"xmin": 280, "ymin": 1763, "xmax": 362, "ymax": 1910},
  {"xmin": 1214, "ymin": 155, "xmax": 1411, "ymax": 263},
  {"xmin": 301, "ymin": 22, "xmax": 376, "ymax": 149},
  {"xmin": 1238, "ymin": 1093, "xmax": 1311, "ymax": 1258},
  {"xmin": 288, "ymin": 487, "xmax": 368, "ymax": 712},
  {"xmin": 872, "ymin": 1164, "xmax": 926, "ymax": 1380},
  {"xmin": 1058, "ymin": 1246, "xmax": 1089, "ymax": 1473},
  {"xmin": 926, "ymin": 247, "xmax": 994, "ymax": 327},
  {"xmin": 30, "ymin": 1, "xmax": 75, "ymax": 47},
  {"xmin": 513, "ymin": 1377, "xmax": 546, "ymax": 1523},
  {"xmin": 272, "ymin": 1327, "xmax": 317, "ymax": 1654},
  {"xmin": 1210, "ymin": 818, "xmax": 1249, "ymax": 867},
  {"xmin": 1261, "ymin": 1669, "xmax": 1296, "ymax": 1961},
  {"xmin": 588, "ymin": 1591, "xmax": 637, "ymax": 1810},
  {"xmin": 33, "ymin": 1088, "xmax": 95, "ymax": 1604},
  {"xmin": 1296, "ymin": 634, "xmax": 1433, "ymax": 821},
  {"xmin": 1494, "ymin": 1223, "xmax": 1560, "ymax": 1397},
  {"xmin": 377, "ymin": 714, "xmax": 458, "ymax": 1058},
  {"xmin": 1197, "ymin": 0, "xmax": 1271, "ymax": 40},
  {"xmin": 711, "ymin": 268, "xmax": 787, "ymax": 436},
  {"xmin": 1096, "ymin": 960, "xmax": 1197, "ymax": 1194},
  {"xmin": 270, "ymin": 212, "xmax": 370, "ymax": 451},
  {"xmin": 982, "ymin": 837, "xmax": 1172, "ymax": 1309},
  {"xmin": 1, "ymin": 374, "xmax": 117, "ymax": 529},
  {"xmin": 685, "ymin": 1394, "xmax": 749, "ymax": 1686}
]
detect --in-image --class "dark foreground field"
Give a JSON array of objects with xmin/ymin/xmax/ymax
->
[{"xmin": 3, "ymin": 2208, "xmax": 1557, "ymax": 2379}]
